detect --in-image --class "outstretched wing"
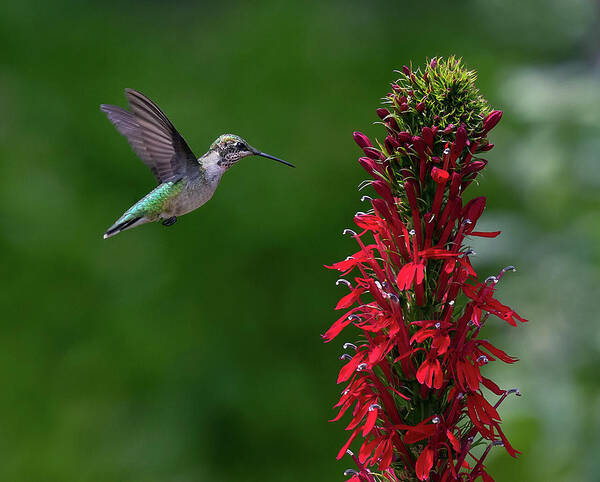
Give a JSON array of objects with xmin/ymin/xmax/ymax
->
[{"xmin": 101, "ymin": 88, "xmax": 199, "ymax": 183}]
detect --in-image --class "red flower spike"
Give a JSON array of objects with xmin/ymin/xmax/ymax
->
[{"xmin": 325, "ymin": 58, "xmax": 524, "ymax": 481}]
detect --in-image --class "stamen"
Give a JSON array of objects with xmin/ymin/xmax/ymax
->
[
  {"xmin": 432, "ymin": 416, "xmax": 441, "ymax": 424},
  {"xmin": 344, "ymin": 469, "xmax": 359, "ymax": 476},
  {"xmin": 435, "ymin": 322, "xmax": 441, "ymax": 329},
  {"xmin": 477, "ymin": 355, "xmax": 489, "ymax": 365},
  {"xmin": 388, "ymin": 294, "xmax": 399, "ymax": 303},
  {"xmin": 355, "ymin": 212, "xmax": 367, "ymax": 217},
  {"xmin": 448, "ymin": 300, "xmax": 455, "ymax": 306},
  {"xmin": 507, "ymin": 388, "xmax": 521, "ymax": 396},
  {"xmin": 357, "ymin": 363, "xmax": 369, "ymax": 371},
  {"xmin": 409, "ymin": 229, "xmax": 416, "ymax": 236},
  {"xmin": 348, "ymin": 315, "xmax": 360, "ymax": 321},
  {"xmin": 498, "ymin": 265, "xmax": 517, "ymax": 279},
  {"xmin": 343, "ymin": 229, "xmax": 357, "ymax": 236},
  {"xmin": 485, "ymin": 275, "xmax": 498, "ymax": 285},
  {"xmin": 343, "ymin": 342, "xmax": 358, "ymax": 351},
  {"xmin": 462, "ymin": 218, "xmax": 472, "ymax": 227},
  {"xmin": 443, "ymin": 148, "xmax": 450, "ymax": 155},
  {"xmin": 462, "ymin": 249, "xmax": 476, "ymax": 257},
  {"xmin": 339, "ymin": 353, "xmax": 353, "ymax": 361},
  {"xmin": 368, "ymin": 403, "xmax": 382, "ymax": 411},
  {"xmin": 361, "ymin": 195, "xmax": 373, "ymax": 202},
  {"xmin": 336, "ymin": 279, "xmax": 352, "ymax": 287}
]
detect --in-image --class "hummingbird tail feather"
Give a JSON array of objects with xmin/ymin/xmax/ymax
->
[{"xmin": 103, "ymin": 216, "xmax": 147, "ymax": 239}]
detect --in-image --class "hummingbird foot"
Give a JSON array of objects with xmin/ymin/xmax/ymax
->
[{"xmin": 162, "ymin": 216, "xmax": 177, "ymax": 227}]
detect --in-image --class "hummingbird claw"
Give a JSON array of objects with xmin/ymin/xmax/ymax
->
[{"xmin": 162, "ymin": 216, "xmax": 177, "ymax": 227}]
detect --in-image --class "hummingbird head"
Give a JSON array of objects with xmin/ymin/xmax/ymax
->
[{"xmin": 211, "ymin": 134, "xmax": 294, "ymax": 169}]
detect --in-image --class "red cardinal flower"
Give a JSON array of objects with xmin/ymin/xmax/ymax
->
[{"xmin": 324, "ymin": 58, "xmax": 525, "ymax": 481}]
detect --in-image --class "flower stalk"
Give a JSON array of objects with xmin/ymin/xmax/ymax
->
[{"xmin": 324, "ymin": 57, "xmax": 526, "ymax": 481}]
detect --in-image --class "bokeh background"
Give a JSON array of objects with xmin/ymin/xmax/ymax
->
[{"xmin": 1, "ymin": 0, "xmax": 599, "ymax": 480}]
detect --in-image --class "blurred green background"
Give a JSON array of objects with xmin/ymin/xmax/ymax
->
[{"xmin": 1, "ymin": 0, "xmax": 599, "ymax": 480}]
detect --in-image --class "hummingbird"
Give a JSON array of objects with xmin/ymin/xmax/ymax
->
[{"xmin": 101, "ymin": 88, "xmax": 294, "ymax": 239}]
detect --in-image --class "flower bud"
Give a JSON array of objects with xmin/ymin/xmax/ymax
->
[
  {"xmin": 376, "ymin": 108, "xmax": 389, "ymax": 120},
  {"xmin": 353, "ymin": 131, "xmax": 372, "ymax": 149},
  {"xmin": 454, "ymin": 125, "xmax": 467, "ymax": 154},
  {"xmin": 363, "ymin": 147, "xmax": 384, "ymax": 160},
  {"xmin": 483, "ymin": 110, "xmax": 503, "ymax": 133},
  {"xmin": 397, "ymin": 131, "xmax": 412, "ymax": 143},
  {"xmin": 422, "ymin": 126, "xmax": 434, "ymax": 147},
  {"xmin": 477, "ymin": 143, "xmax": 495, "ymax": 152},
  {"xmin": 415, "ymin": 102, "xmax": 425, "ymax": 113},
  {"xmin": 412, "ymin": 136, "xmax": 425, "ymax": 156}
]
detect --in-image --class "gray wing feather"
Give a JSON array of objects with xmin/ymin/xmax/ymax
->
[{"xmin": 100, "ymin": 88, "xmax": 198, "ymax": 183}]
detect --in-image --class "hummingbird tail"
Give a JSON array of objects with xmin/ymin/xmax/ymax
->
[{"xmin": 103, "ymin": 216, "xmax": 147, "ymax": 239}]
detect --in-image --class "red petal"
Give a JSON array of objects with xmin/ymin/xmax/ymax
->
[
  {"xmin": 469, "ymin": 231, "xmax": 501, "ymax": 238},
  {"xmin": 359, "ymin": 436, "xmax": 380, "ymax": 464},
  {"xmin": 478, "ymin": 340, "xmax": 519, "ymax": 363},
  {"xmin": 415, "ymin": 263, "xmax": 426, "ymax": 285},
  {"xmin": 336, "ymin": 428, "xmax": 360, "ymax": 460},
  {"xmin": 337, "ymin": 353, "xmax": 364, "ymax": 384},
  {"xmin": 493, "ymin": 421, "xmax": 521, "ymax": 458},
  {"xmin": 335, "ymin": 287, "xmax": 365, "ymax": 310},
  {"xmin": 416, "ymin": 447, "xmax": 434, "ymax": 481},
  {"xmin": 379, "ymin": 439, "xmax": 394, "ymax": 470},
  {"xmin": 362, "ymin": 407, "xmax": 378, "ymax": 436},
  {"xmin": 446, "ymin": 430, "xmax": 460, "ymax": 452},
  {"xmin": 431, "ymin": 167, "xmax": 450, "ymax": 183}
]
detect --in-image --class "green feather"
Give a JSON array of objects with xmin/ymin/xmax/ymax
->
[{"xmin": 123, "ymin": 180, "xmax": 184, "ymax": 220}]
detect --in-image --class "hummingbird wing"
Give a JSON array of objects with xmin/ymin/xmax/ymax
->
[{"xmin": 101, "ymin": 88, "xmax": 199, "ymax": 183}]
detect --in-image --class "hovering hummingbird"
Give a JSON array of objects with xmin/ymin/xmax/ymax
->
[{"xmin": 100, "ymin": 88, "xmax": 294, "ymax": 239}]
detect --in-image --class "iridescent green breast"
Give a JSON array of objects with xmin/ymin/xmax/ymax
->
[{"xmin": 125, "ymin": 180, "xmax": 184, "ymax": 218}]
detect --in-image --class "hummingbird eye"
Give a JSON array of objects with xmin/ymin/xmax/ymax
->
[{"xmin": 235, "ymin": 142, "xmax": 246, "ymax": 150}]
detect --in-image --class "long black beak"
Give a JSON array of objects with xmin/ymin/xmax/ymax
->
[{"xmin": 255, "ymin": 151, "xmax": 295, "ymax": 168}]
